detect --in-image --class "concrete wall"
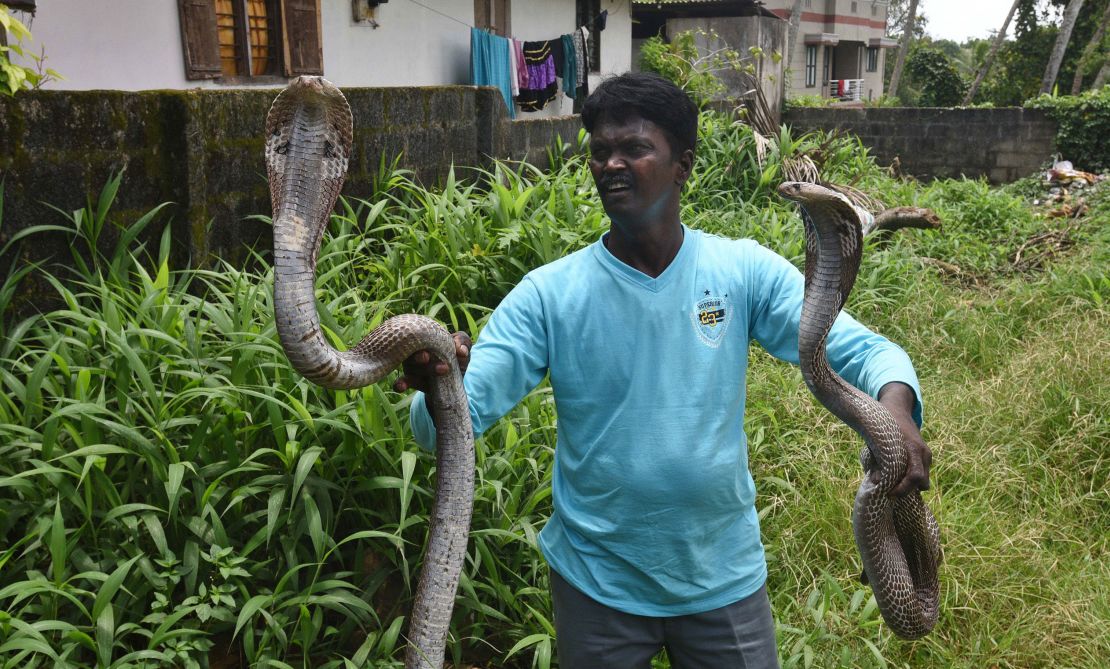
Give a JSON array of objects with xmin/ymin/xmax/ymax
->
[
  {"xmin": 11, "ymin": 0, "xmax": 634, "ymax": 118},
  {"xmin": 0, "ymin": 86, "xmax": 581, "ymax": 315},
  {"xmin": 784, "ymin": 107, "xmax": 1058, "ymax": 183},
  {"xmin": 667, "ymin": 16, "xmax": 787, "ymax": 119}
]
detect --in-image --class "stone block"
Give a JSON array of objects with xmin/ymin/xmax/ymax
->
[
  {"xmin": 382, "ymin": 88, "xmax": 430, "ymax": 129},
  {"xmin": 429, "ymin": 87, "xmax": 474, "ymax": 126},
  {"xmin": 348, "ymin": 89, "xmax": 387, "ymax": 130}
]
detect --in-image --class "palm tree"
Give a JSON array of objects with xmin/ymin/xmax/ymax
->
[
  {"xmin": 963, "ymin": 0, "xmax": 1022, "ymax": 104},
  {"xmin": 1094, "ymin": 59, "xmax": 1110, "ymax": 87},
  {"xmin": 887, "ymin": 0, "xmax": 920, "ymax": 99},
  {"xmin": 1040, "ymin": 0, "xmax": 1086, "ymax": 94},
  {"xmin": 1070, "ymin": 0, "xmax": 1110, "ymax": 93}
]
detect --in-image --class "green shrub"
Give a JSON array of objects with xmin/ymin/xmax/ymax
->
[
  {"xmin": 638, "ymin": 30, "xmax": 746, "ymax": 107},
  {"xmin": 905, "ymin": 46, "xmax": 969, "ymax": 107},
  {"xmin": 1025, "ymin": 86, "xmax": 1110, "ymax": 172}
]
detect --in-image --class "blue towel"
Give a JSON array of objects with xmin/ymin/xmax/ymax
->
[{"xmin": 470, "ymin": 28, "xmax": 516, "ymax": 119}]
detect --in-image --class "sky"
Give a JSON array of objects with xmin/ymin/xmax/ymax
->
[{"xmin": 922, "ymin": 0, "xmax": 1042, "ymax": 43}]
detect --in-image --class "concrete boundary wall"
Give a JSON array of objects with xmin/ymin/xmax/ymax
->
[
  {"xmin": 0, "ymin": 87, "xmax": 581, "ymax": 287},
  {"xmin": 783, "ymin": 107, "xmax": 1057, "ymax": 184}
]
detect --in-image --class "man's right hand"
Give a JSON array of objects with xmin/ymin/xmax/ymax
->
[{"xmin": 392, "ymin": 331, "xmax": 471, "ymax": 394}]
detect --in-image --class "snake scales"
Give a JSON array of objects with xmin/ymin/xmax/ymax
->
[
  {"xmin": 779, "ymin": 182, "xmax": 941, "ymax": 640},
  {"xmin": 266, "ymin": 76, "xmax": 474, "ymax": 668}
]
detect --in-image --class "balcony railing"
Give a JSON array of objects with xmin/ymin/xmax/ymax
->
[{"xmin": 828, "ymin": 79, "xmax": 864, "ymax": 101}]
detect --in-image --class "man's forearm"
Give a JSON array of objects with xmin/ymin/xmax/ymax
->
[{"xmin": 877, "ymin": 381, "xmax": 918, "ymax": 423}]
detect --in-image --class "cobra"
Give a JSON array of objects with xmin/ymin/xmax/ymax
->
[
  {"xmin": 266, "ymin": 76, "xmax": 474, "ymax": 669},
  {"xmin": 778, "ymin": 181, "xmax": 942, "ymax": 640}
]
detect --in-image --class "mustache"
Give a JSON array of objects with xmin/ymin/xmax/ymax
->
[{"xmin": 599, "ymin": 174, "xmax": 634, "ymax": 191}]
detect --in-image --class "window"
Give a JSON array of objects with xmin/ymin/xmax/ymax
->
[
  {"xmin": 577, "ymin": 0, "xmax": 601, "ymax": 73},
  {"xmin": 805, "ymin": 45, "xmax": 817, "ymax": 87},
  {"xmin": 215, "ymin": 0, "xmax": 278, "ymax": 77},
  {"xmin": 474, "ymin": 0, "xmax": 511, "ymax": 38},
  {"xmin": 866, "ymin": 46, "xmax": 879, "ymax": 73},
  {"xmin": 178, "ymin": 0, "xmax": 322, "ymax": 81},
  {"xmin": 851, "ymin": 1, "xmax": 857, "ymax": 12}
]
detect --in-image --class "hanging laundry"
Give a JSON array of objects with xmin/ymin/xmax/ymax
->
[
  {"xmin": 513, "ymin": 38, "xmax": 528, "ymax": 91},
  {"xmin": 574, "ymin": 26, "xmax": 590, "ymax": 100},
  {"xmin": 560, "ymin": 33, "xmax": 577, "ymax": 99},
  {"xmin": 508, "ymin": 39, "xmax": 519, "ymax": 97},
  {"xmin": 518, "ymin": 40, "xmax": 558, "ymax": 112},
  {"xmin": 470, "ymin": 27, "xmax": 516, "ymax": 119}
]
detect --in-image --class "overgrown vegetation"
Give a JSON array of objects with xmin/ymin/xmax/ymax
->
[
  {"xmin": 1026, "ymin": 85, "xmax": 1110, "ymax": 172},
  {"xmin": 1, "ymin": 113, "xmax": 1107, "ymax": 668}
]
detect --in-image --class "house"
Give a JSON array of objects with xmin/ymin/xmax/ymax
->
[
  {"xmin": 631, "ymin": 0, "xmax": 894, "ymax": 103},
  {"xmin": 11, "ymin": 0, "xmax": 633, "ymax": 118},
  {"xmin": 761, "ymin": 0, "xmax": 895, "ymax": 101}
]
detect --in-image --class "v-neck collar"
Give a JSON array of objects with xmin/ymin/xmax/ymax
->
[{"xmin": 593, "ymin": 225, "xmax": 697, "ymax": 293}]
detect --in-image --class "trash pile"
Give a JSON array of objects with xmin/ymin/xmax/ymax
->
[
  {"xmin": 1035, "ymin": 158, "xmax": 1108, "ymax": 219},
  {"xmin": 1014, "ymin": 158, "xmax": 1108, "ymax": 271}
]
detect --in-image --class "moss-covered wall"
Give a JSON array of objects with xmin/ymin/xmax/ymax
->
[{"xmin": 0, "ymin": 86, "xmax": 581, "ymax": 314}]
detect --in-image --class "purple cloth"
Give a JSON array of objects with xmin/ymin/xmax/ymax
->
[{"xmin": 526, "ymin": 58, "xmax": 556, "ymax": 90}]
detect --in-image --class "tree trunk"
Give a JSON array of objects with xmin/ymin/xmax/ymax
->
[
  {"xmin": 786, "ymin": 0, "xmax": 804, "ymax": 71},
  {"xmin": 1040, "ymin": 0, "xmax": 1085, "ymax": 94},
  {"xmin": 887, "ymin": 0, "xmax": 920, "ymax": 99},
  {"xmin": 963, "ymin": 0, "xmax": 1021, "ymax": 104},
  {"xmin": 1070, "ymin": 1, "xmax": 1110, "ymax": 94},
  {"xmin": 1094, "ymin": 58, "xmax": 1110, "ymax": 87}
]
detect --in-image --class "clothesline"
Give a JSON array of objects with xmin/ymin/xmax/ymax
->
[
  {"xmin": 472, "ymin": 25, "xmax": 592, "ymax": 118},
  {"xmin": 400, "ymin": 0, "xmax": 608, "ymax": 40}
]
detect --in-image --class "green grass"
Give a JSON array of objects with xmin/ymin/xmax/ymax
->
[{"xmin": 0, "ymin": 113, "xmax": 1107, "ymax": 668}]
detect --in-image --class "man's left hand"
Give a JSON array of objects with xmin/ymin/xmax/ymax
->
[{"xmin": 877, "ymin": 382, "xmax": 932, "ymax": 497}]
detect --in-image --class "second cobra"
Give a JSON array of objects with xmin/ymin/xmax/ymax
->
[
  {"xmin": 266, "ymin": 76, "xmax": 474, "ymax": 669},
  {"xmin": 779, "ymin": 181, "xmax": 941, "ymax": 639}
]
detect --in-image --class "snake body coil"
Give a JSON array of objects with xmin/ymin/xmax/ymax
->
[
  {"xmin": 778, "ymin": 182, "xmax": 941, "ymax": 640},
  {"xmin": 267, "ymin": 76, "xmax": 474, "ymax": 669}
]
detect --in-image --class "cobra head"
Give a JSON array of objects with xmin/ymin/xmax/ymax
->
[{"xmin": 777, "ymin": 182, "xmax": 864, "ymax": 235}]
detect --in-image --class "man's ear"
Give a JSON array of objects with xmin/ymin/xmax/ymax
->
[{"xmin": 675, "ymin": 149, "xmax": 694, "ymax": 186}]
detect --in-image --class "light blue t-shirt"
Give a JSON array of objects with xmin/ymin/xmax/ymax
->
[{"xmin": 410, "ymin": 226, "xmax": 922, "ymax": 617}]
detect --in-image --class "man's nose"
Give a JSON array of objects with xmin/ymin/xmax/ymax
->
[{"xmin": 604, "ymin": 154, "xmax": 627, "ymax": 171}]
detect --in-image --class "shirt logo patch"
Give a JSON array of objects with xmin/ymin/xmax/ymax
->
[{"xmin": 691, "ymin": 292, "xmax": 730, "ymax": 348}]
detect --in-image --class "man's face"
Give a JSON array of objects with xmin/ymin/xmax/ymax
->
[{"xmin": 587, "ymin": 114, "xmax": 692, "ymax": 225}]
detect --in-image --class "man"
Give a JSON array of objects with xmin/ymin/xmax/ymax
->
[{"xmin": 394, "ymin": 72, "xmax": 930, "ymax": 668}]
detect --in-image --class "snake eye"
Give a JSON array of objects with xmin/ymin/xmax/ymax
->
[{"xmin": 275, "ymin": 142, "xmax": 290, "ymax": 155}]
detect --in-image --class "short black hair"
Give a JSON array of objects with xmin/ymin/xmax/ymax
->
[{"xmin": 581, "ymin": 72, "xmax": 699, "ymax": 157}]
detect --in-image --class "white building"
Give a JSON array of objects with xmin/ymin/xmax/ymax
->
[
  {"xmin": 761, "ymin": 0, "xmax": 896, "ymax": 101},
  {"xmin": 630, "ymin": 1, "xmax": 894, "ymax": 102},
  {"xmin": 11, "ymin": 0, "xmax": 633, "ymax": 117}
]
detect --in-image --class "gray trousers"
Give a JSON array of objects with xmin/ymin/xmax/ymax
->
[{"xmin": 551, "ymin": 571, "xmax": 780, "ymax": 669}]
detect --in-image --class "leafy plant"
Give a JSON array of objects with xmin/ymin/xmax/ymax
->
[
  {"xmin": 0, "ymin": 4, "xmax": 60, "ymax": 95},
  {"xmin": 638, "ymin": 30, "xmax": 754, "ymax": 107}
]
